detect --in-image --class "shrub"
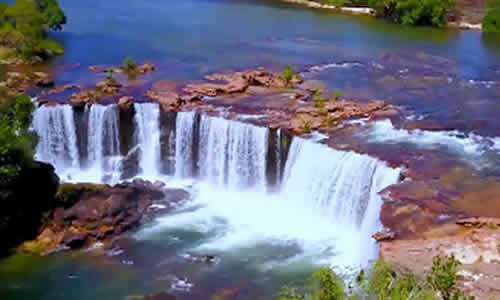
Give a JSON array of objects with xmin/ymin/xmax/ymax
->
[
  {"xmin": 333, "ymin": 90, "xmax": 343, "ymax": 101},
  {"xmin": 483, "ymin": 0, "xmax": 500, "ymax": 33},
  {"xmin": 282, "ymin": 65, "xmax": 301, "ymax": 87},
  {"xmin": 309, "ymin": 267, "xmax": 346, "ymax": 300},
  {"xmin": 426, "ymin": 255, "xmax": 473, "ymax": 300},
  {"xmin": 0, "ymin": 94, "xmax": 36, "ymax": 186},
  {"xmin": 369, "ymin": 0, "xmax": 455, "ymax": 27},
  {"xmin": 313, "ymin": 89, "xmax": 327, "ymax": 109},
  {"xmin": 0, "ymin": 0, "xmax": 66, "ymax": 59},
  {"xmin": 123, "ymin": 56, "xmax": 137, "ymax": 72}
]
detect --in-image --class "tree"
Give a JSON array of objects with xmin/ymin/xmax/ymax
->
[
  {"xmin": 0, "ymin": 94, "xmax": 36, "ymax": 186},
  {"xmin": 0, "ymin": 0, "xmax": 66, "ymax": 59},
  {"xmin": 483, "ymin": 0, "xmax": 500, "ymax": 33},
  {"xmin": 368, "ymin": 0, "xmax": 455, "ymax": 27}
]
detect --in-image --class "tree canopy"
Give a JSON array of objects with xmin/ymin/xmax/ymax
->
[{"xmin": 0, "ymin": 0, "xmax": 66, "ymax": 59}]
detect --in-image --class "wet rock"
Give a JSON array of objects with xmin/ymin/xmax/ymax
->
[
  {"xmin": 212, "ymin": 286, "xmax": 241, "ymax": 300},
  {"xmin": 96, "ymin": 79, "xmax": 122, "ymax": 94},
  {"xmin": 21, "ymin": 181, "xmax": 173, "ymax": 253},
  {"xmin": 372, "ymin": 230, "xmax": 396, "ymax": 241},
  {"xmin": 146, "ymin": 90, "xmax": 182, "ymax": 111},
  {"xmin": 89, "ymin": 65, "xmax": 105, "ymax": 72},
  {"xmin": 136, "ymin": 63, "xmax": 155, "ymax": 74},
  {"xmin": 47, "ymin": 84, "xmax": 81, "ymax": 95},
  {"xmin": 34, "ymin": 72, "xmax": 55, "ymax": 88},
  {"xmin": 69, "ymin": 90, "xmax": 102, "ymax": 107},
  {"xmin": 119, "ymin": 96, "xmax": 134, "ymax": 110},
  {"xmin": 183, "ymin": 68, "xmax": 285, "ymax": 100}
]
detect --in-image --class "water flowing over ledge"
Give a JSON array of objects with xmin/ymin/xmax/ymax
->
[{"xmin": 32, "ymin": 103, "xmax": 400, "ymax": 269}]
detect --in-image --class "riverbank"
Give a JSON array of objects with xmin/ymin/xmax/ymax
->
[{"xmin": 279, "ymin": 0, "xmax": 484, "ymax": 31}]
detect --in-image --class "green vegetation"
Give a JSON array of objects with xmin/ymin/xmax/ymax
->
[
  {"xmin": 312, "ymin": 0, "xmax": 455, "ymax": 27},
  {"xmin": 277, "ymin": 255, "xmax": 473, "ymax": 300},
  {"xmin": 123, "ymin": 56, "xmax": 137, "ymax": 72},
  {"xmin": 312, "ymin": 89, "xmax": 327, "ymax": 109},
  {"xmin": 0, "ymin": 0, "xmax": 66, "ymax": 60},
  {"xmin": 483, "ymin": 0, "xmax": 500, "ymax": 33},
  {"xmin": 333, "ymin": 90, "xmax": 343, "ymax": 101},
  {"xmin": 0, "ymin": 93, "xmax": 36, "ymax": 187},
  {"xmin": 282, "ymin": 65, "xmax": 301, "ymax": 87},
  {"xmin": 368, "ymin": 0, "xmax": 455, "ymax": 27}
]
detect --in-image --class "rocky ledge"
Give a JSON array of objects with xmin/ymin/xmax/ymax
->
[
  {"xmin": 20, "ymin": 179, "xmax": 188, "ymax": 254},
  {"xmin": 379, "ymin": 221, "xmax": 500, "ymax": 299}
]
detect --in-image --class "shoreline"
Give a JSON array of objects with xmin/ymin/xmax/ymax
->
[{"xmin": 280, "ymin": 0, "xmax": 483, "ymax": 31}]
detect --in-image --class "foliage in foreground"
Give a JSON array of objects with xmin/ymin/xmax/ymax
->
[
  {"xmin": 0, "ymin": 93, "xmax": 36, "ymax": 188},
  {"xmin": 0, "ymin": 0, "xmax": 66, "ymax": 60},
  {"xmin": 277, "ymin": 255, "xmax": 474, "ymax": 300},
  {"xmin": 483, "ymin": 0, "xmax": 500, "ymax": 33}
]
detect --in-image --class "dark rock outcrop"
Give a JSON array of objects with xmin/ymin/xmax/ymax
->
[
  {"xmin": 0, "ymin": 162, "xmax": 60, "ymax": 256},
  {"xmin": 20, "ymin": 179, "xmax": 185, "ymax": 254}
]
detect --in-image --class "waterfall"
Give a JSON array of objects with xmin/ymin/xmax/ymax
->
[
  {"xmin": 175, "ymin": 111, "xmax": 197, "ymax": 178},
  {"xmin": 281, "ymin": 138, "xmax": 401, "ymax": 266},
  {"xmin": 196, "ymin": 114, "xmax": 268, "ymax": 190},
  {"xmin": 32, "ymin": 105, "xmax": 80, "ymax": 173},
  {"xmin": 87, "ymin": 104, "xmax": 122, "ymax": 183},
  {"xmin": 134, "ymin": 103, "xmax": 161, "ymax": 177}
]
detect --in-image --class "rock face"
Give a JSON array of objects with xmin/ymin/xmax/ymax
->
[
  {"xmin": 0, "ymin": 162, "xmax": 60, "ymax": 256},
  {"xmin": 21, "ymin": 179, "xmax": 169, "ymax": 253}
]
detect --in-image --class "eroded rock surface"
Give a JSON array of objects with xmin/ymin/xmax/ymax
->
[{"xmin": 20, "ymin": 179, "xmax": 186, "ymax": 254}]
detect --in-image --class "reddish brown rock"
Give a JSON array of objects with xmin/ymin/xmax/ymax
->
[
  {"xmin": 96, "ymin": 79, "xmax": 122, "ymax": 94},
  {"xmin": 69, "ymin": 90, "xmax": 102, "ymax": 107},
  {"xmin": 47, "ymin": 84, "xmax": 82, "ymax": 95},
  {"xmin": 136, "ymin": 63, "xmax": 155, "ymax": 74},
  {"xmin": 119, "ymin": 96, "xmax": 134, "ymax": 109},
  {"xmin": 20, "ymin": 180, "xmax": 174, "ymax": 253},
  {"xmin": 372, "ymin": 230, "xmax": 396, "ymax": 241},
  {"xmin": 379, "ymin": 225, "xmax": 500, "ymax": 299},
  {"xmin": 146, "ymin": 90, "xmax": 182, "ymax": 111}
]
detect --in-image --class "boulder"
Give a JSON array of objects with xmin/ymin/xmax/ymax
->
[
  {"xmin": 119, "ymin": 96, "xmax": 134, "ymax": 110},
  {"xmin": 69, "ymin": 90, "xmax": 101, "ymax": 107},
  {"xmin": 96, "ymin": 79, "xmax": 122, "ymax": 94},
  {"xmin": 136, "ymin": 63, "xmax": 155, "ymax": 74},
  {"xmin": 372, "ymin": 230, "xmax": 396, "ymax": 241},
  {"xmin": 146, "ymin": 90, "xmax": 182, "ymax": 111}
]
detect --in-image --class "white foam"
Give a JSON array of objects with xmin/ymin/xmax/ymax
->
[{"xmin": 360, "ymin": 119, "xmax": 500, "ymax": 169}]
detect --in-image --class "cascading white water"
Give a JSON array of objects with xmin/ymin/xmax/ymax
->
[
  {"xmin": 86, "ymin": 104, "xmax": 122, "ymax": 183},
  {"xmin": 281, "ymin": 138, "xmax": 401, "ymax": 267},
  {"xmin": 134, "ymin": 103, "xmax": 161, "ymax": 178},
  {"xmin": 32, "ymin": 105, "xmax": 80, "ymax": 174},
  {"xmin": 197, "ymin": 115, "xmax": 269, "ymax": 190},
  {"xmin": 175, "ymin": 111, "xmax": 197, "ymax": 178}
]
